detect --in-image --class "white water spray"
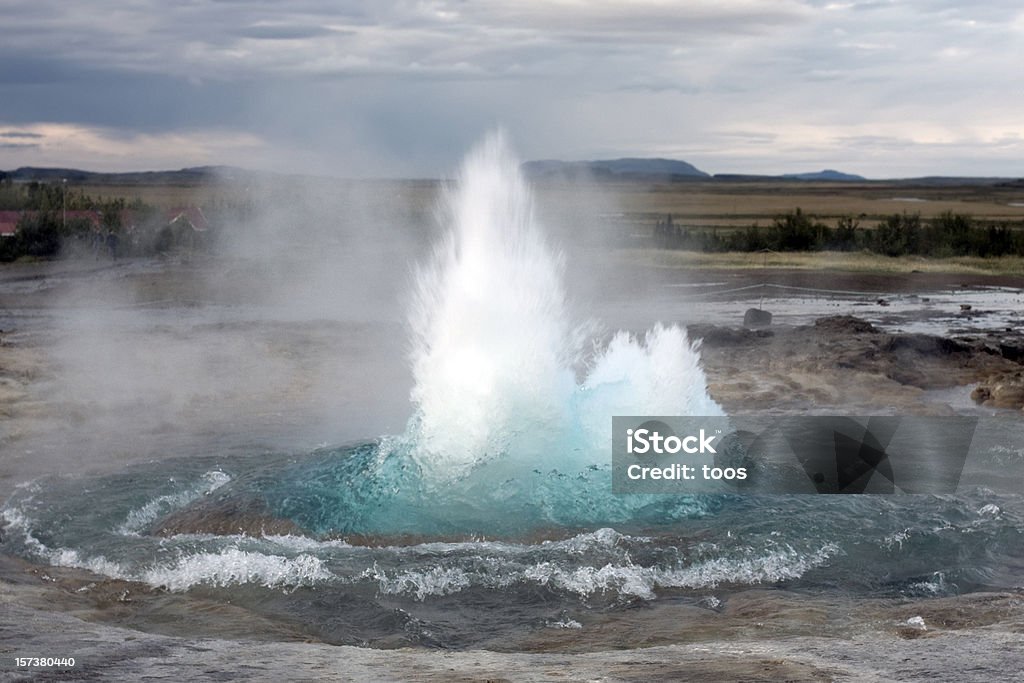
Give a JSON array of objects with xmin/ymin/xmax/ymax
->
[{"xmin": 408, "ymin": 132, "xmax": 722, "ymax": 481}]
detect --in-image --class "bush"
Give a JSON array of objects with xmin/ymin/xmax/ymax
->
[
  {"xmin": 11, "ymin": 212, "xmax": 61, "ymax": 258},
  {"xmin": 652, "ymin": 209, "xmax": 1024, "ymax": 258}
]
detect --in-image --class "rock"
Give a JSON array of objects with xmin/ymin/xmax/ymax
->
[
  {"xmin": 998, "ymin": 342, "xmax": 1024, "ymax": 363},
  {"xmin": 991, "ymin": 382, "xmax": 1024, "ymax": 409},
  {"xmin": 688, "ymin": 324, "xmax": 773, "ymax": 346},
  {"xmin": 813, "ymin": 316, "xmax": 878, "ymax": 334},
  {"xmin": 882, "ymin": 334, "xmax": 967, "ymax": 356},
  {"xmin": 743, "ymin": 308, "xmax": 772, "ymax": 329},
  {"xmin": 971, "ymin": 371, "xmax": 1024, "ymax": 409},
  {"xmin": 151, "ymin": 495, "xmax": 306, "ymax": 537}
]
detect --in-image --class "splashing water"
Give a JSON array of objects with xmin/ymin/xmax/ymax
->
[
  {"xmin": 407, "ymin": 132, "xmax": 580, "ymax": 478},
  {"xmin": 362, "ymin": 132, "xmax": 723, "ymax": 528},
  {"xmin": 243, "ymin": 133, "xmax": 723, "ymax": 535}
]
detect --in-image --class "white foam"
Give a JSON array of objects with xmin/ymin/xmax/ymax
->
[
  {"xmin": 359, "ymin": 543, "xmax": 839, "ymax": 600},
  {"xmin": 652, "ymin": 543, "xmax": 840, "ymax": 591},
  {"xmin": 156, "ymin": 532, "xmax": 355, "ymax": 553},
  {"xmin": 117, "ymin": 470, "xmax": 231, "ymax": 535},
  {"xmin": 261, "ymin": 534, "xmax": 353, "ymax": 552},
  {"xmin": 142, "ymin": 548, "xmax": 333, "ymax": 591},
  {"xmin": 543, "ymin": 527, "xmax": 647, "ymax": 553},
  {"xmin": 908, "ymin": 571, "xmax": 948, "ymax": 595},
  {"xmin": 3, "ymin": 505, "xmax": 332, "ymax": 591},
  {"xmin": 547, "ymin": 618, "xmax": 583, "ymax": 629},
  {"xmin": 1, "ymin": 506, "xmax": 132, "ymax": 580},
  {"xmin": 524, "ymin": 561, "xmax": 660, "ymax": 599},
  {"xmin": 977, "ymin": 504, "xmax": 1001, "ymax": 517},
  {"xmin": 378, "ymin": 528, "xmax": 647, "ymax": 557},
  {"xmin": 363, "ymin": 564, "xmax": 472, "ymax": 600},
  {"xmin": 882, "ymin": 528, "xmax": 911, "ymax": 551},
  {"xmin": 48, "ymin": 547, "xmax": 129, "ymax": 579}
]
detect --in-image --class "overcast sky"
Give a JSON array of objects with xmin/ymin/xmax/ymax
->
[{"xmin": 1, "ymin": 0, "xmax": 1022, "ymax": 178}]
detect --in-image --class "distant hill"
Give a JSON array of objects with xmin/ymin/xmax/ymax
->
[
  {"xmin": 520, "ymin": 160, "xmax": 876, "ymax": 182},
  {"xmin": 780, "ymin": 169, "xmax": 866, "ymax": 181},
  {"xmin": 4, "ymin": 164, "xmax": 1019, "ymax": 187},
  {"xmin": 714, "ymin": 170, "xmax": 867, "ymax": 182},
  {"xmin": 522, "ymin": 158, "xmax": 709, "ymax": 181},
  {"xmin": 0, "ymin": 166, "xmax": 255, "ymax": 185}
]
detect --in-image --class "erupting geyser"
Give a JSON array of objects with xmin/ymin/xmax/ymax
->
[
  {"xmin": 408, "ymin": 132, "xmax": 578, "ymax": 477},
  {"xmin": 401, "ymin": 131, "xmax": 722, "ymax": 491}
]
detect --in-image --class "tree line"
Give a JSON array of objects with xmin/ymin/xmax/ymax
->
[
  {"xmin": 653, "ymin": 208, "xmax": 1024, "ymax": 257},
  {"xmin": 0, "ymin": 178, "xmax": 227, "ymax": 262}
]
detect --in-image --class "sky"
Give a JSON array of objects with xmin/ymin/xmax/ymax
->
[{"xmin": 0, "ymin": 0, "xmax": 1022, "ymax": 178}]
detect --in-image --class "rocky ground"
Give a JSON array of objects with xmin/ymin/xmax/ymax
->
[{"xmin": 693, "ymin": 314, "xmax": 1024, "ymax": 415}]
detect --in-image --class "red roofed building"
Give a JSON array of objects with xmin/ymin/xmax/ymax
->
[
  {"xmin": 0, "ymin": 209, "xmax": 103, "ymax": 238},
  {"xmin": 0, "ymin": 210, "xmax": 19, "ymax": 237},
  {"xmin": 64, "ymin": 210, "xmax": 103, "ymax": 229}
]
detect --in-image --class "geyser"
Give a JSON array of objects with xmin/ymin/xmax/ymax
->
[
  {"xmin": 230, "ymin": 132, "xmax": 725, "ymax": 534},
  {"xmin": 391, "ymin": 131, "xmax": 723, "ymax": 509}
]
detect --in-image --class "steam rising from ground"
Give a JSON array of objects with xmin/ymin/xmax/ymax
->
[{"xmin": 16, "ymin": 174, "xmax": 426, "ymax": 480}]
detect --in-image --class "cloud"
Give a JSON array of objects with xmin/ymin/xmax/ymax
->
[
  {"xmin": 0, "ymin": 130, "xmax": 44, "ymax": 139},
  {"xmin": 233, "ymin": 24, "xmax": 340, "ymax": 41},
  {"xmin": 447, "ymin": 0, "xmax": 812, "ymax": 36},
  {"xmin": 0, "ymin": 0, "xmax": 1022, "ymax": 176},
  {"xmin": 0, "ymin": 122, "xmax": 268, "ymax": 172}
]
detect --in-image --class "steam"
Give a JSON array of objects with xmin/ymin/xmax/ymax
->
[{"xmin": 24, "ymin": 173, "xmax": 424, "ymax": 477}]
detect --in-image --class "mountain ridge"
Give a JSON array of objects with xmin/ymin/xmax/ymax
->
[{"xmin": 3, "ymin": 163, "xmax": 1021, "ymax": 186}]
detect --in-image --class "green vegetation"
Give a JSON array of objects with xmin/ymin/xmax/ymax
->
[
  {"xmin": 0, "ymin": 178, "xmax": 220, "ymax": 262},
  {"xmin": 1, "ymin": 178, "xmax": 125, "ymax": 261},
  {"xmin": 653, "ymin": 208, "xmax": 1024, "ymax": 257}
]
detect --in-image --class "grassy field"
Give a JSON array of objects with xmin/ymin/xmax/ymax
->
[
  {"xmin": 622, "ymin": 247, "xmax": 1024, "ymax": 275},
  {"xmin": 76, "ymin": 177, "xmax": 1024, "ymax": 221},
  {"xmin": 537, "ymin": 180, "xmax": 1024, "ymax": 230},
  {"xmin": 74, "ymin": 177, "xmax": 442, "ymax": 211},
  {"xmin": 66, "ymin": 176, "xmax": 1024, "ymax": 275}
]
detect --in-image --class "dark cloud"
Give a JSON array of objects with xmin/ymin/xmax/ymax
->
[
  {"xmin": 0, "ymin": 54, "xmax": 82, "ymax": 85},
  {"xmin": 233, "ymin": 24, "xmax": 340, "ymax": 40},
  {"xmin": 0, "ymin": 131, "xmax": 44, "ymax": 139}
]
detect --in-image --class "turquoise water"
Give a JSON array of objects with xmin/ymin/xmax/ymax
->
[{"xmin": 2, "ymin": 448, "xmax": 1022, "ymax": 647}]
